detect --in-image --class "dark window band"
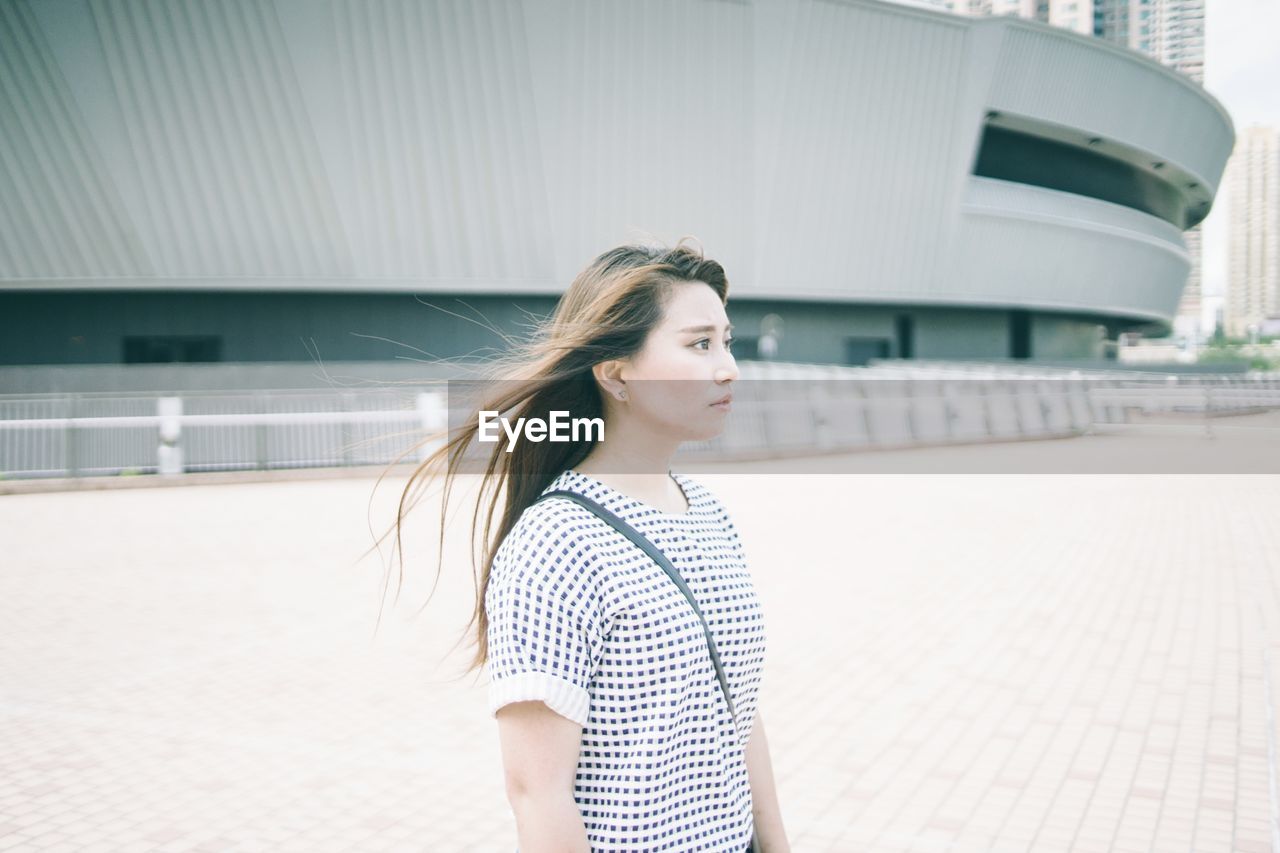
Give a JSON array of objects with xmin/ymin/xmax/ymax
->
[{"xmin": 973, "ymin": 124, "xmax": 1194, "ymax": 228}]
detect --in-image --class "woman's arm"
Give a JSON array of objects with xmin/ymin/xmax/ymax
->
[
  {"xmin": 744, "ymin": 711, "xmax": 791, "ymax": 852},
  {"xmin": 497, "ymin": 700, "xmax": 592, "ymax": 852}
]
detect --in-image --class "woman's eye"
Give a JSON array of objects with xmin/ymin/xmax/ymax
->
[{"xmin": 693, "ymin": 337, "xmax": 734, "ymax": 351}]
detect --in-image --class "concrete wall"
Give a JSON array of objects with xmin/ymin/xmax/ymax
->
[
  {"xmin": 1033, "ymin": 314, "xmax": 1109, "ymax": 360},
  {"xmin": 0, "ymin": 292, "xmax": 558, "ymax": 367},
  {"xmin": 2, "ymin": 291, "xmax": 1118, "ymax": 376},
  {"xmin": 913, "ymin": 309, "xmax": 1010, "ymax": 360}
]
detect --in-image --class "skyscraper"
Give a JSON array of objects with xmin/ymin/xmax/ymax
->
[
  {"xmin": 1225, "ymin": 127, "xmax": 1280, "ymax": 339},
  {"xmin": 940, "ymin": 0, "xmax": 1203, "ymax": 74}
]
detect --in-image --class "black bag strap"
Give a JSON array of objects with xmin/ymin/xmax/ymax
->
[
  {"xmin": 532, "ymin": 488, "xmax": 762, "ymax": 852},
  {"xmin": 532, "ymin": 489, "xmax": 740, "ymax": 724}
]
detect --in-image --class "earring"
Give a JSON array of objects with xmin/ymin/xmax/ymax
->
[{"xmin": 618, "ymin": 390, "xmax": 627, "ymax": 401}]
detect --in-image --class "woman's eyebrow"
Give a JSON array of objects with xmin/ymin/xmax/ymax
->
[{"xmin": 679, "ymin": 324, "xmax": 735, "ymax": 333}]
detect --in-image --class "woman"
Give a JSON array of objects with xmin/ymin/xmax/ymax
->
[{"xmin": 381, "ymin": 240, "xmax": 788, "ymax": 851}]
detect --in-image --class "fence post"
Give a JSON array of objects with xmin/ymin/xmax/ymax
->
[
  {"xmin": 341, "ymin": 391, "xmax": 354, "ymax": 467},
  {"xmin": 858, "ymin": 381, "xmax": 876, "ymax": 446},
  {"xmin": 416, "ymin": 390, "xmax": 446, "ymax": 462},
  {"xmin": 65, "ymin": 393, "xmax": 79, "ymax": 478},
  {"xmin": 809, "ymin": 382, "xmax": 832, "ymax": 450},
  {"xmin": 940, "ymin": 380, "xmax": 956, "ymax": 442},
  {"xmin": 1037, "ymin": 380, "xmax": 1053, "ymax": 434},
  {"xmin": 256, "ymin": 391, "xmax": 269, "ymax": 470},
  {"xmin": 157, "ymin": 397, "xmax": 184, "ymax": 475},
  {"xmin": 1204, "ymin": 383, "xmax": 1214, "ymax": 439},
  {"xmin": 1009, "ymin": 379, "xmax": 1026, "ymax": 436},
  {"xmin": 903, "ymin": 379, "xmax": 918, "ymax": 442},
  {"xmin": 978, "ymin": 379, "xmax": 995, "ymax": 439}
]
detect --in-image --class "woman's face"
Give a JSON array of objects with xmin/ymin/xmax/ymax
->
[{"xmin": 610, "ymin": 281, "xmax": 739, "ymax": 443}]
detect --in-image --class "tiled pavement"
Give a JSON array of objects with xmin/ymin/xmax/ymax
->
[{"xmin": 2, "ymin": 421, "xmax": 1279, "ymax": 852}]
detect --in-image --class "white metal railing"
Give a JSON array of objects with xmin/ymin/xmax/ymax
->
[
  {"xmin": 2, "ymin": 367, "xmax": 1278, "ymax": 480},
  {"xmin": 0, "ymin": 387, "xmax": 448, "ymax": 479}
]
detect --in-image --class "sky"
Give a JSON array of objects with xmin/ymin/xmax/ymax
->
[{"xmin": 1198, "ymin": 0, "xmax": 1279, "ymax": 319}]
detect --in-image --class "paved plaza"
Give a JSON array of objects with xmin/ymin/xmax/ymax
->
[{"xmin": 2, "ymin": 417, "xmax": 1280, "ymax": 852}]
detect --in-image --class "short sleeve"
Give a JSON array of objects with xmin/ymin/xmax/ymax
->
[{"xmin": 484, "ymin": 508, "xmax": 607, "ymax": 727}]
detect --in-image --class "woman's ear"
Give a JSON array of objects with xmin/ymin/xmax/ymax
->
[{"xmin": 593, "ymin": 360, "xmax": 628, "ymax": 402}]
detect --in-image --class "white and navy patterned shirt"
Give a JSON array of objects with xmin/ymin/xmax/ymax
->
[{"xmin": 486, "ymin": 468, "xmax": 767, "ymax": 852}]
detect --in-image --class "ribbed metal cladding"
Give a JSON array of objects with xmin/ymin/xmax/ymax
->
[
  {"xmin": 987, "ymin": 22, "xmax": 1233, "ymax": 191},
  {"xmin": 0, "ymin": 0, "xmax": 149, "ymax": 279},
  {"xmin": 519, "ymin": 0, "xmax": 756, "ymax": 286},
  {"xmin": 0, "ymin": 0, "xmax": 1235, "ymax": 329},
  {"xmin": 327, "ymin": 0, "xmax": 557, "ymax": 283},
  {"xmin": 85, "ymin": 0, "xmax": 350, "ymax": 278},
  {"xmin": 956, "ymin": 176, "xmax": 1189, "ymax": 320},
  {"xmin": 755, "ymin": 0, "xmax": 971, "ymax": 298}
]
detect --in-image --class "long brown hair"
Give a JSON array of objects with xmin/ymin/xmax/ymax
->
[{"xmin": 365, "ymin": 237, "xmax": 730, "ymax": 679}]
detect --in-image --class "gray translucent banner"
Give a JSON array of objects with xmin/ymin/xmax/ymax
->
[{"xmin": 434, "ymin": 378, "xmax": 1280, "ymax": 476}]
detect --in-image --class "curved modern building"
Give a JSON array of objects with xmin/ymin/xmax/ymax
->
[{"xmin": 0, "ymin": 0, "xmax": 1234, "ymax": 368}]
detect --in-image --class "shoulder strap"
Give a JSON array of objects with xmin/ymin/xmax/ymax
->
[{"xmin": 532, "ymin": 489, "xmax": 740, "ymax": 724}]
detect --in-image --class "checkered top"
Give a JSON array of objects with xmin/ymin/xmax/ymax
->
[{"xmin": 486, "ymin": 468, "xmax": 767, "ymax": 851}]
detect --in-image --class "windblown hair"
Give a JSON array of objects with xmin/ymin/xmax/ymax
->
[{"xmin": 365, "ymin": 237, "xmax": 730, "ymax": 678}]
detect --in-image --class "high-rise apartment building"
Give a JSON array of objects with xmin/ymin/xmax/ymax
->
[
  {"xmin": 938, "ymin": 0, "xmax": 1203, "ymax": 75},
  {"xmin": 1225, "ymin": 127, "xmax": 1280, "ymax": 339}
]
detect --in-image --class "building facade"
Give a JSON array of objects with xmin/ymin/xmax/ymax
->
[
  {"xmin": 1226, "ymin": 127, "xmax": 1280, "ymax": 339},
  {"xmin": 918, "ymin": 0, "xmax": 1209, "ymax": 340},
  {"xmin": 0, "ymin": 0, "xmax": 1233, "ymax": 370}
]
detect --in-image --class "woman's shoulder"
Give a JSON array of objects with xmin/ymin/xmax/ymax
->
[
  {"xmin": 491, "ymin": 489, "xmax": 608, "ymax": 579},
  {"xmin": 514, "ymin": 491, "xmax": 604, "ymax": 539},
  {"xmin": 485, "ymin": 493, "xmax": 621, "ymax": 623},
  {"xmin": 503, "ymin": 493, "xmax": 600, "ymax": 543}
]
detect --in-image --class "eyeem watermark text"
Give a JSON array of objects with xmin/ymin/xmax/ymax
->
[{"xmin": 477, "ymin": 410, "xmax": 604, "ymax": 453}]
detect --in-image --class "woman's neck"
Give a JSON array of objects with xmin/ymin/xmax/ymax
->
[{"xmin": 572, "ymin": 448, "xmax": 686, "ymax": 514}]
